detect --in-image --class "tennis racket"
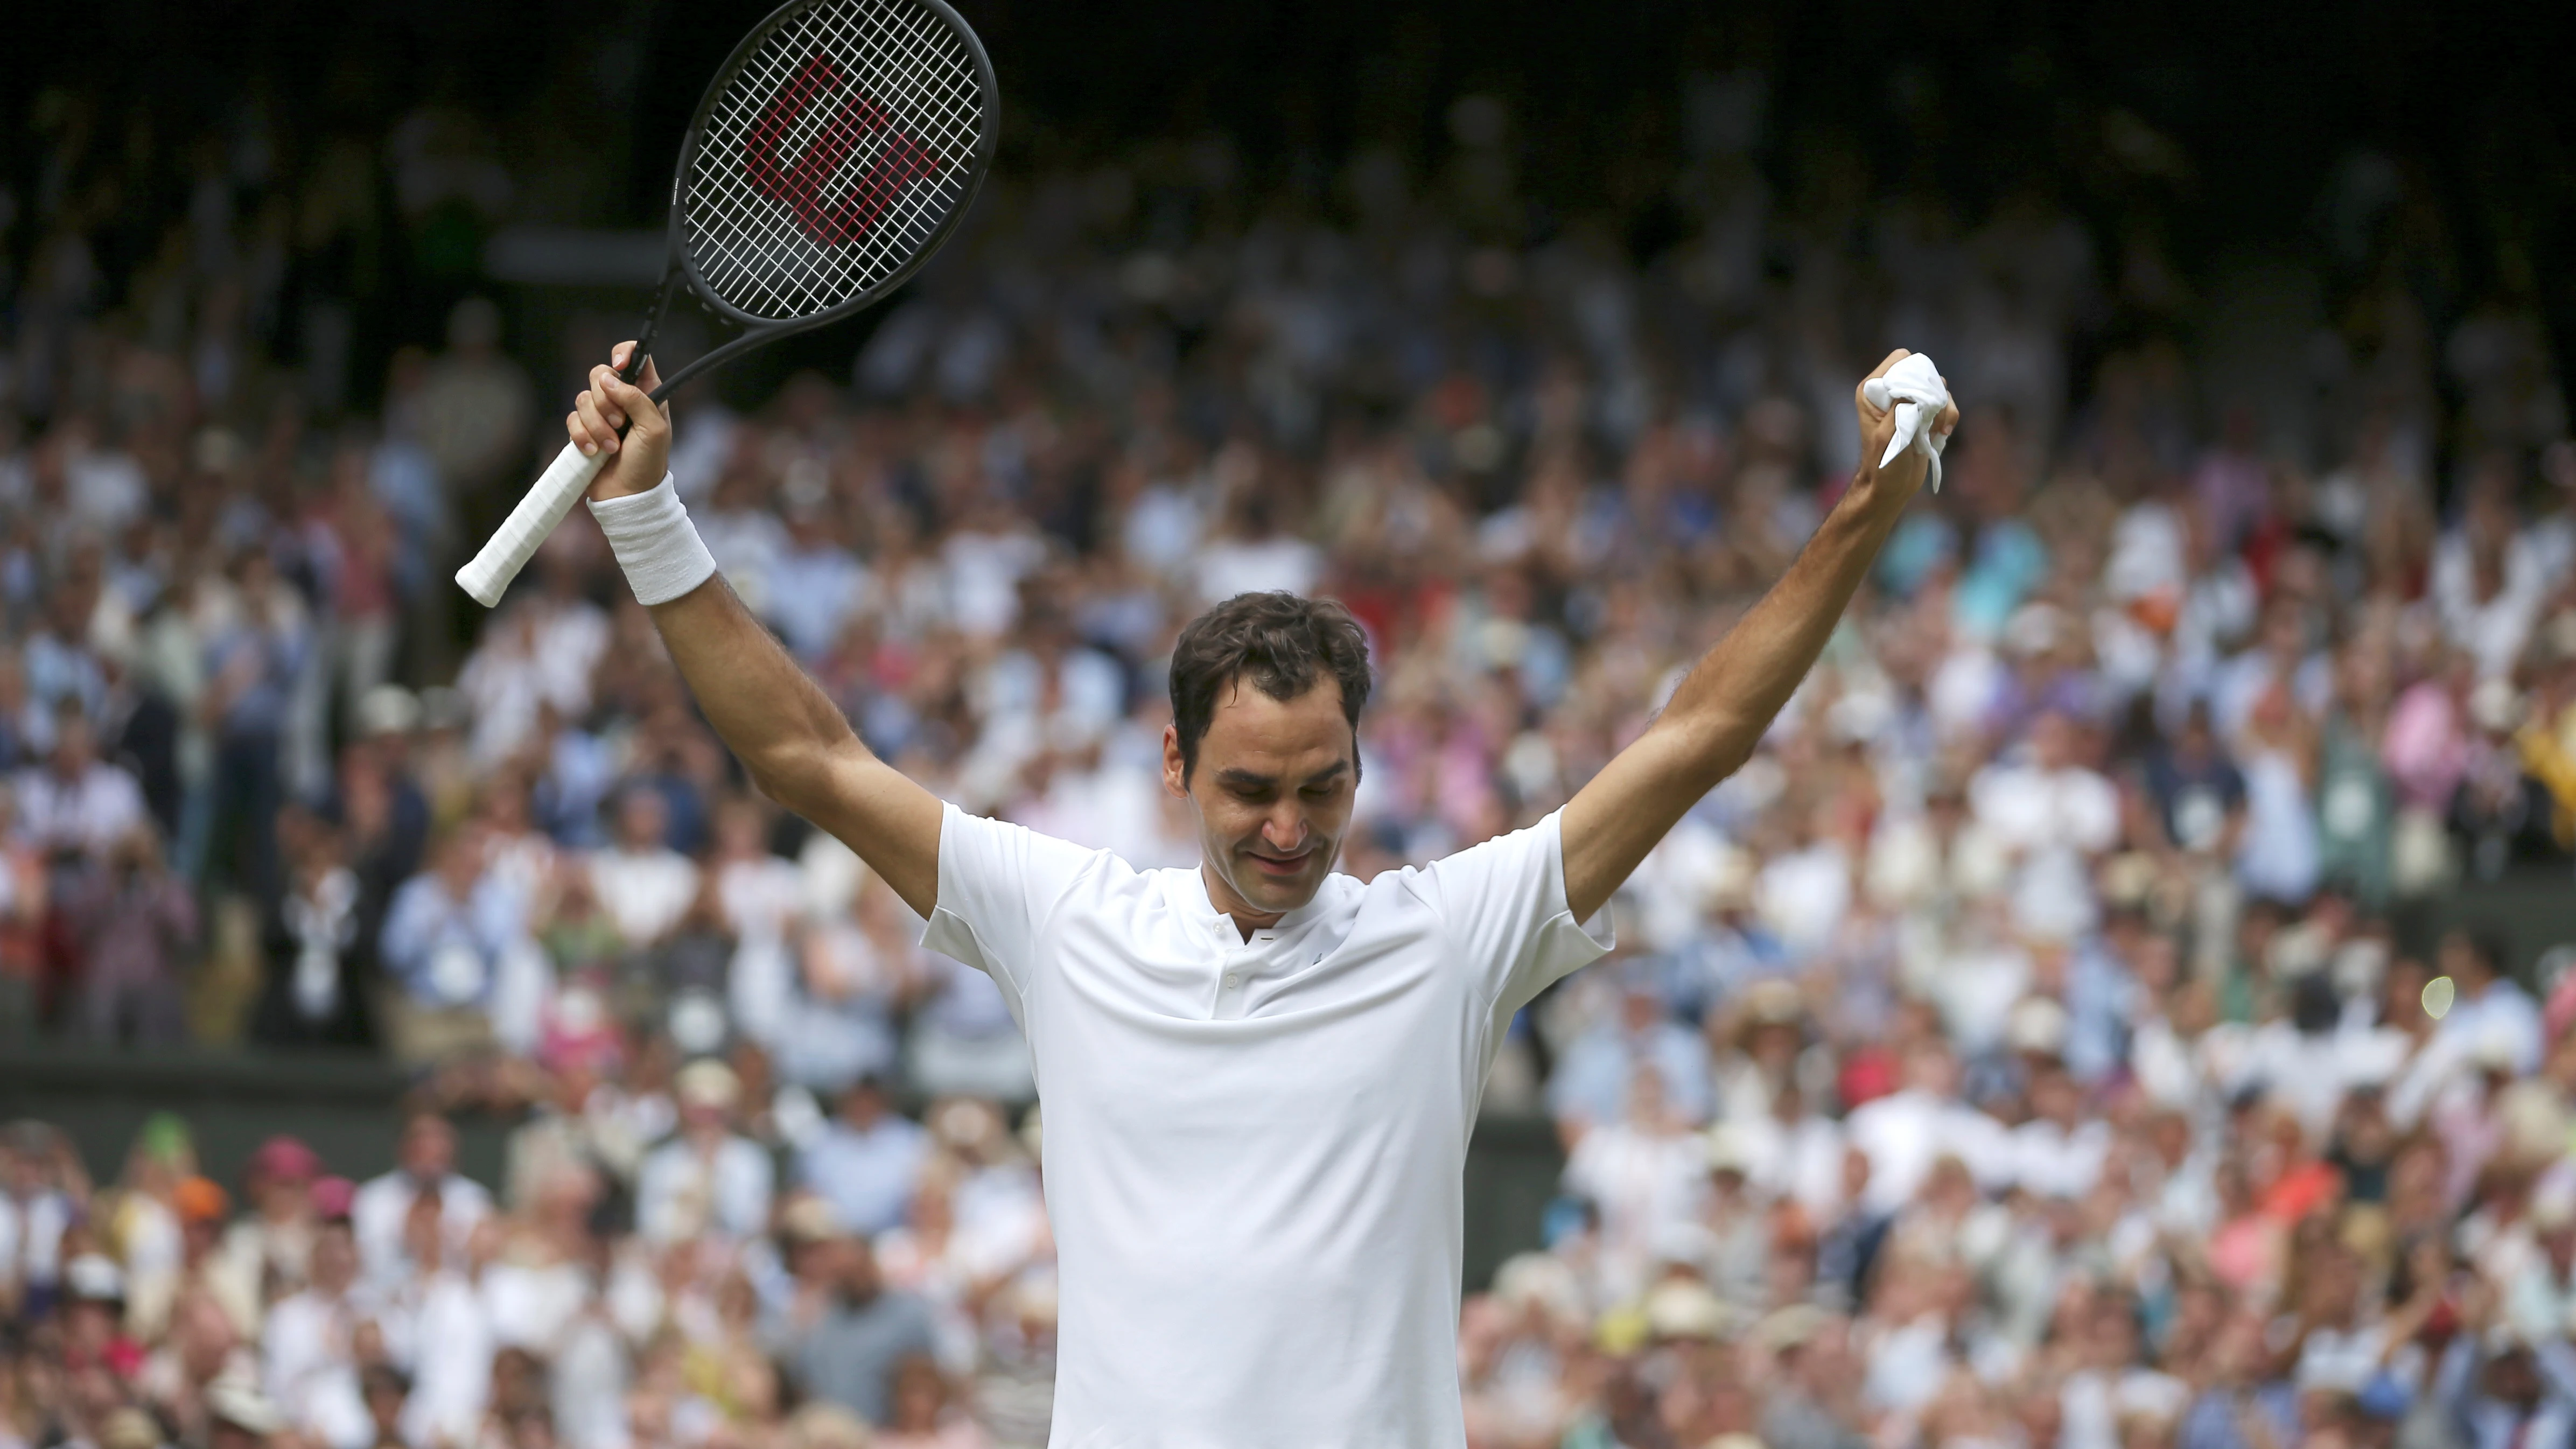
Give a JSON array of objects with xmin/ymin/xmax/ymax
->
[{"xmin": 455, "ymin": 0, "xmax": 998, "ymax": 607}]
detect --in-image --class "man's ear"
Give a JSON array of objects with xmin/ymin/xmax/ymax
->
[{"xmin": 1162, "ymin": 723, "xmax": 1188, "ymax": 797}]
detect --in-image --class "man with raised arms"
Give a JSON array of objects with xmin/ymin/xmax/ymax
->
[{"xmin": 562, "ymin": 344, "xmax": 1956, "ymax": 1448}]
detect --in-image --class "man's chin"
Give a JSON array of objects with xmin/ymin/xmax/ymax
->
[{"xmin": 1234, "ymin": 857, "xmax": 1326, "ymax": 912}]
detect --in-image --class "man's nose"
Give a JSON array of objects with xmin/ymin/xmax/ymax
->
[{"xmin": 1262, "ymin": 805, "xmax": 1307, "ymax": 850}]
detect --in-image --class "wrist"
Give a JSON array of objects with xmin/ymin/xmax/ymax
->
[
  {"xmin": 588, "ymin": 446, "xmax": 671, "ymax": 502},
  {"xmin": 588, "ymin": 473, "xmax": 717, "ymax": 606},
  {"xmin": 1839, "ymin": 465, "xmax": 1913, "ymax": 520}
]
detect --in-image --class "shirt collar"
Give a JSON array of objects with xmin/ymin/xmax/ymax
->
[{"xmin": 1185, "ymin": 861, "xmax": 1329, "ymax": 948}]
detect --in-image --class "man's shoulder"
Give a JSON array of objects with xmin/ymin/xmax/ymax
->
[
  {"xmin": 348, "ymin": 1172, "xmax": 412, "ymax": 1222},
  {"xmin": 847, "ymin": 1286, "xmax": 936, "ymax": 1333}
]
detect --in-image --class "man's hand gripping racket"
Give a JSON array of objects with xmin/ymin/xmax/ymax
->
[{"xmin": 456, "ymin": 0, "xmax": 997, "ymax": 606}]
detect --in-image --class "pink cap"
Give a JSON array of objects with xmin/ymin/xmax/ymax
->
[
  {"xmin": 251, "ymin": 1135, "xmax": 322, "ymax": 1184},
  {"xmin": 309, "ymin": 1175, "xmax": 356, "ymax": 1221}
]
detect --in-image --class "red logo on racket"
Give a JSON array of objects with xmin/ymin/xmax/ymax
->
[{"xmin": 744, "ymin": 58, "xmax": 942, "ymax": 246}]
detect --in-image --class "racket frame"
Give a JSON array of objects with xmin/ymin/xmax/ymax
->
[
  {"xmin": 456, "ymin": 0, "xmax": 997, "ymax": 607},
  {"xmin": 636, "ymin": 0, "xmax": 1000, "ymax": 402}
]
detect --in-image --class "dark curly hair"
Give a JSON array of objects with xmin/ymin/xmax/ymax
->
[{"xmin": 1167, "ymin": 592, "xmax": 1373, "ymax": 783}]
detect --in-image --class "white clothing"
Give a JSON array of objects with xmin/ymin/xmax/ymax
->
[
  {"xmin": 1846, "ymin": 1089, "xmax": 2013, "ymax": 1213},
  {"xmin": 350, "ymin": 1170, "xmax": 494, "ymax": 1288},
  {"xmin": 1561, "ymin": 1122, "xmax": 1708, "ymax": 1304},
  {"xmin": 589, "ymin": 848, "xmax": 700, "ymax": 947},
  {"xmin": 717, "ymin": 853, "xmax": 806, "ymax": 1047},
  {"xmin": 1734, "ymin": 1112, "xmax": 1850, "ymax": 1223},
  {"xmin": 12, "ymin": 762, "xmax": 146, "ymax": 858},
  {"xmin": 1754, "ymin": 843, "xmax": 1851, "ymax": 954},
  {"xmin": 634, "ymin": 1135, "xmax": 774, "ymax": 1244},
  {"xmin": 921, "ymin": 803, "xmax": 1612, "ymax": 1448},
  {"xmin": 393, "ymin": 1270, "xmax": 493, "ymax": 1449},
  {"xmin": 481, "ymin": 1258, "xmax": 593, "ymax": 1355},
  {"xmin": 0, "ymin": 1189, "xmax": 71, "ymax": 1293},
  {"xmin": 1192, "ymin": 536, "xmax": 1323, "ymax": 603},
  {"xmin": 1967, "ymin": 762, "xmax": 2120, "ymax": 856},
  {"xmin": 262, "ymin": 1289, "xmax": 379, "ymax": 1449},
  {"xmin": 2011, "ymin": 1119, "xmax": 2111, "ymax": 1200}
]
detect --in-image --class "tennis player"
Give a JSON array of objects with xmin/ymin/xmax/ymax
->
[{"xmin": 564, "ymin": 344, "xmax": 1955, "ymax": 1447}]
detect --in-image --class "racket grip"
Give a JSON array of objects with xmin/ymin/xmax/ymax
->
[{"xmin": 454, "ymin": 442, "xmax": 613, "ymax": 607}]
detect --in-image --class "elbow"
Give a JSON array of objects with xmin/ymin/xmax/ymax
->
[
  {"xmin": 1668, "ymin": 712, "xmax": 1757, "ymax": 793},
  {"xmin": 743, "ymin": 748, "xmax": 824, "ymax": 817},
  {"xmin": 743, "ymin": 734, "xmax": 859, "ymax": 819}
]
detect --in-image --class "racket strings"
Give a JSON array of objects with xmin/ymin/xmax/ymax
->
[{"xmin": 685, "ymin": 0, "xmax": 985, "ymax": 320}]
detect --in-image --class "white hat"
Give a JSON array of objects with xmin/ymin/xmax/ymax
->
[
  {"xmin": 2006, "ymin": 996, "xmax": 2070, "ymax": 1057},
  {"xmin": 1706, "ymin": 1125, "xmax": 1759, "ymax": 1175},
  {"xmin": 1755, "ymin": 1303, "xmax": 1834, "ymax": 1352},
  {"xmin": 206, "ymin": 1370, "xmax": 283, "ymax": 1435},
  {"xmin": 2469, "ymin": 677, "xmax": 2526, "ymax": 735},
  {"xmin": 356, "ymin": 684, "xmax": 421, "ymax": 737},
  {"xmin": 674, "ymin": 1058, "xmax": 742, "ymax": 1112},
  {"xmin": 2003, "ymin": 603, "xmax": 2064, "ymax": 658},
  {"xmin": 1491, "ymin": 1252, "xmax": 1585, "ymax": 1324},
  {"xmin": 64, "ymin": 1252, "xmax": 125, "ymax": 1303},
  {"xmin": 1641, "ymin": 1278, "xmax": 1732, "ymax": 1340}
]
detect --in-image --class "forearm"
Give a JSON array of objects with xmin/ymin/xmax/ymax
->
[
  {"xmin": 1655, "ymin": 471, "xmax": 1908, "ymax": 785},
  {"xmin": 645, "ymin": 575, "xmax": 864, "ymax": 812},
  {"xmin": 643, "ymin": 576, "xmax": 944, "ymax": 914},
  {"xmin": 1561, "ymin": 468, "xmax": 1910, "ymax": 918},
  {"xmin": 563, "ymin": 345, "xmax": 944, "ymax": 914}
]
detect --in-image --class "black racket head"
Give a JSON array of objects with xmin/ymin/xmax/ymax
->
[{"xmin": 671, "ymin": 0, "xmax": 997, "ymax": 328}]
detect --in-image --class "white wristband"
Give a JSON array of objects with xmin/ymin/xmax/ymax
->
[{"xmin": 587, "ymin": 473, "xmax": 717, "ymax": 606}]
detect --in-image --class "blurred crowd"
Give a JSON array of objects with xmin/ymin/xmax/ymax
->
[{"xmin": 5, "ymin": 43, "xmax": 2576, "ymax": 1449}]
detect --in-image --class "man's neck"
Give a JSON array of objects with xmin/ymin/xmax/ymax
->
[{"xmin": 1199, "ymin": 863, "xmax": 1283, "ymax": 943}]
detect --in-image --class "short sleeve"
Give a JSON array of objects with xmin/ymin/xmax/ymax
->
[
  {"xmin": 919, "ymin": 802, "xmax": 1101, "ymax": 1011},
  {"xmin": 1423, "ymin": 809, "xmax": 1615, "ymax": 1016}
]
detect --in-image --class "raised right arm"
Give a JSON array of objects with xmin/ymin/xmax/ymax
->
[{"xmin": 569, "ymin": 344, "xmax": 942, "ymax": 916}]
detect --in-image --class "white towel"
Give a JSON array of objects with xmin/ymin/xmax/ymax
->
[{"xmin": 1862, "ymin": 352, "xmax": 1951, "ymax": 493}]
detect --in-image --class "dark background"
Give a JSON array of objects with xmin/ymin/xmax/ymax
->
[{"xmin": 8, "ymin": 0, "xmax": 2568, "ymax": 442}]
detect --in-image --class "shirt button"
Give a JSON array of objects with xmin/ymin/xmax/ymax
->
[{"xmin": 1223, "ymin": 975, "xmax": 1242, "ymax": 990}]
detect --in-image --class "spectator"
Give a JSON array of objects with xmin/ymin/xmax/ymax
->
[
  {"xmin": 199, "ymin": 547, "xmax": 313, "ymax": 900},
  {"xmin": 635, "ymin": 1059, "xmax": 772, "ymax": 1244},
  {"xmin": 0, "ymin": 1120, "xmax": 79, "ymax": 1317},
  {"xmin": 1548, "ymin": 967, "xmax": 1716, "ymax": 1138},
  {"xmin": 349, "ymin": 1114, "xmax": 493, "ymax": 1289},
  {"xmin": 12, "ymin": 698, "xmax": 146, "ymax": 861},
  {"xmin": 799, "ymin": 1076, "xmax": 930, "ymax": 1240},
  {"xmin": 413, "ymin": 299, "xmax": 534, "ymax": 506},
  {"xmin": 59, "ymin": 825, "xmax": 196, "ymax": 1045},
  {"xmin": 587, "ymin": 788, "xmax": 698, "ymax": 952},
  {"xmin": 253, "ymin": 806, "xmax": 373, "ymax": 1048},
  {"xmin": 785, "ymin": 1231, "xmax": 937, "ymax": 1428},
  {"xmin": 377, "ymin": 829, "xmax": 535, "ymax": 1063},
  {"xmin": 3, "ymin": 32, "xmax": 2576, "ymax": 1449},
  {"xmin": 211, "ymin": 1135, "xmax": 324, "ymax": 1315},
  {"xmin": 877, "ymin": 1353, "xmax": 992, "ymax": 1449},
  {"xmin": 258, "ymin": 1215, "xmax": 376, "ymax": 1449}
]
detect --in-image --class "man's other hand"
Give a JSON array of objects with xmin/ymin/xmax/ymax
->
[
  {"xmin": 1851, "ymin": 348, "xmax": 1960, "ymax": 503},
  {"xmin": 571, "ymin": 341, "xmax": 673, "ymax": 502}
]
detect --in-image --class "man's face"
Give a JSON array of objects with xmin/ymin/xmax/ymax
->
[
  {"xmin": 52, "ymin": 715, "xmax": 94, "ymax": 774},
  {"xmin": 312, "ymin": 1224, "xmax": 358, "ymax": 1292},
  {"xmin": 841, "ymin": 1083, "xmax": 884, "ymax": 1128},
  {"xmin": 1165, "ymin": 678, "xmax": 1356, "ymax": 921},
  {"xmin": 618, "ymin": 792, "xmax": 669, "ymax": 853},
  {"xmin": 401, "ymin": 1117, "xmax": 455, "ymax": 1180}
]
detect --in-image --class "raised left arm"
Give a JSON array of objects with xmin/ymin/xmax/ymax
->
[{"xmin": 1561, "ymin": 350, "xmax": 1957, "ymax": 921}]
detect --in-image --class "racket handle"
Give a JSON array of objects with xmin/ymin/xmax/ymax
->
[{"xmin": 454, "ymin": 441, "xmax": 613, "ymax": 607}]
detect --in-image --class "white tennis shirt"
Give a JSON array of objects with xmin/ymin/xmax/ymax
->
[{"xmin": 921, "ymin": 803, "xmax": 1614, "ymax": 1448}]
